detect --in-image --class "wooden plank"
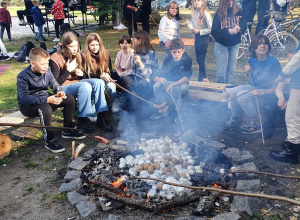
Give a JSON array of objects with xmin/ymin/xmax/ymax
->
[
  {"xmin": 189, "ymin": 81, "xmax": 231, "ymax": 91},
  {"xmin": 188, "ymin": 90, "xmax": 227, "ymax": 102},
  {"xmin": 0, "ymin": 111, "xmax": 29, "ymax": 131}
]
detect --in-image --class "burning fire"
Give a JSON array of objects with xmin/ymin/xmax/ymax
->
[
  {"xmin": 145, "ymin": 190, "xmax": 149, "ymax": 203},
  {"xmin": 163, "ymin": 208, "xmax": 175, "ymax": 213},
  {"xmin": 213, "ymin": 183, "xmax": 221, "ymax": 188},
  {"xmin": 110, "ymin": 175, "xmax": 127, "ymax": 188}
]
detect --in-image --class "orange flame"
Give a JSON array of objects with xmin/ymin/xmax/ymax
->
[
  {"xmin": 110, "ymin": 176, "xmax": 124, "ymax": 188},
  {"xmin": 213, "ymin": 183, "xmax": 221, "ymax": 188},
  {"xmin": 145, "ymin": 194, "xmax": 150, "ymax": 203}
]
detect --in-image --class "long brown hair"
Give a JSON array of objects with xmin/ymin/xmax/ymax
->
[
  {"xmin": 192, "ymin": 0, "xmax": 210, "ymax": 26},
  {"xmin": 84, "ymin": 33, "xmax": 109, "ymax": 77},
  {"xmin": 249, "ymin": 35, "xmax": 271, "ymax": 58},
  {"xmin": 133, "ymin": 31, "xmax": 154, "ymax": 55},
  {"xmin": 166, "ymin": 1, "xmax": 181, "ymax": 20},
  {"xmin": 61, "ymin": 31, "xmax": 82, "ymax": 70},
  {"xmin": 217, "ymin": 0, "xmax": 240, "ymax": 21}
]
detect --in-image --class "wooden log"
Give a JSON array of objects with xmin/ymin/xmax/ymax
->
[{"xmin": 188, "ymin": 90, "xmax": 226, "ymax": 102}]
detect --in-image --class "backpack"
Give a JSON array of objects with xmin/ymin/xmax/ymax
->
[{"xmin": 15, "ymin": 45, "xmax": 27, "ymax": 62}]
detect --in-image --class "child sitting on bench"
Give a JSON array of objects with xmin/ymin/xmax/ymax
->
[{"xmin": 17, "ymin": 48, "xmax": 85, "ymax": 153}]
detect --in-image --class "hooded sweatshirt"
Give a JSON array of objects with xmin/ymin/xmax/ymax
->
[
  {"xmin": 0, "ymin": 8, "xmax": 11, "ymax": 25},
  {"xmin": 30, "ymin": 6, "xmax": 45, "ymax": 27}
]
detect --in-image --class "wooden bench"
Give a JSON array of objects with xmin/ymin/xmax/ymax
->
[{"xmin": 188, "ymin": 81, "xmax": 233, "ymax": 102}]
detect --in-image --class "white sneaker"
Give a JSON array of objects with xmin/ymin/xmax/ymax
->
[
  {"xmin": 88, "ymin": 116, "xmax": 97, "ymax": 122},
  {"xmin": 53, "ymin": 38, "xmax": 60, "ymax": 42},
  {"xmin": 112, "ymin": 99, "xmax": 119, "ymax": 112}
]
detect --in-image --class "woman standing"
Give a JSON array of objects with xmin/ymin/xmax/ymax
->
[
  {"xmin": 81, "ymin": 33, "xmax": 118, "ymax": 112},
  {"xmin": 50, "ymin": 32, "xmax": 111, "ymax": 133},
  {"xmin": 123, "ymin": 0, "xmax": 137, "ymax": 37},
  {"xmin": 186, "ymin": 0, "xmax": 212, "ymax": 82},
  {"xmin": 211, "ymin": 0, "xmax": 246, "ymax": 83},
  {"xmin": 51, "ymin": 0, "xmax": 65, "ymax": 42}
]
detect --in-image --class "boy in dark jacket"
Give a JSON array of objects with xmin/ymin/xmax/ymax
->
[
  {"xmin": 31, "ymin": 1, "xmax": 47, "ymax": 42},
  {"xmin": 151, "ymin": 39, "xmax": 192, "ymax": 120},
  {"xmin": 17, "ymin": 48, "xmax": 85, "ymax": 153},
  {"xmin": 0, "ymin": 2, "xmax": 12, "ymax": 41}
]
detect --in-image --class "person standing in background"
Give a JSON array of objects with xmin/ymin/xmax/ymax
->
[
  {"xmin": 17, "ymin": 0, "xmax": 34, "ymax": 25},
  {"xmin": 123, "ymin": 0, "xmax": 137, "ymax": 37},
  {"xmin": 140, "ymin": 0, "xmax": 151, "ymax": 34},
  {"xmin": 51, "ymin": 0, "xmax": 65, "ymax": 42},
  {"xmin": 0, "ymin": 2, "xmax": 12, "ymax": 41},
  {"xmin": 186, "ymin": 0, "xmax": 212, "ymax": 82},
  {"xmin": 31, "ymin": 1, "xmax": 47, "ymax": 43}
]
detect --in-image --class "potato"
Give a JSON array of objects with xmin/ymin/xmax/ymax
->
[
  {"xmin": 166, "ymin": 172, "xmax": 172, "ymax": 177},
  {"xmin": 182, "ymin": 162, "xmax": 189, "ymax": 168},
  {"xmin": 157, "ymin": 183, "xmax": 163, "ymax": 190},
  {"xmin": 171, "ymin": 167, "xmax": 177, "ymax": 173},
  {"xmin": 148, "ymin": 165, "xmax": 154, "ymax": 174},
  {"xmin": 174, "ymin": 171, "xmax": 179, "ymax": 179},
  {"xmin": 172, "ymin": 157, "xmax": 179, "ymax": 165},
  {"xmin": 149, "ymin": 156, "xmax": 154, "ymax": 163},
  {"xmin": 164, "ymin": 160, "xmax": 169, "ymax": 166},
  {"xmin": 153, "ymin": 162, "xmax": 160, "ymax": 170},
  {"xmin": 178, "ymin": 158, "xmax": 184, "ymax": 164},
  {"xmin": 135, "ymin": 165, "xmax": 143, "ymax": 173},
  {"xmin": 143, "ymin": 163, "xmax": 150, "ymax": 170},
  {"xmin": 163, "ymin": 167, "xmax": 169, "ymax": 174},
  {"xmin": 180, "ymin": 173, "xmax": 187, "ymax": 178},
  {"xmin": 164, "ymin": 155, "xmax": 171, "ymax": 161}
]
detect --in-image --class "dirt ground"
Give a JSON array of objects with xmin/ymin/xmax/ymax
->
[{"xmin": 0, "ymin": 100, "xmax": 299, "ymax": 220}]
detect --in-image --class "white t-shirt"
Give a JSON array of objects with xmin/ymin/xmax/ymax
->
[{"xmin": 158, "ymin": 15, "xmax": 181, "ymax": 43}]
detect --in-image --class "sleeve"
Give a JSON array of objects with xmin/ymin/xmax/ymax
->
[
  {"xmin": 17, "ymin": 75, "xmax": 48, "ymax": 106},
  {"xmin": 7, "ymin": 11, "xmax": 12, "ymax": 25},
  {"xmin": 177, "ymin": 20, "xmax": 181, "ymax": 39},
  {"xmin": 281, "ymin": 50, "xmax": 300, "ymax": 77},
  {"xmin": 158, "ymin": 16, "xmax": 168, "ymax": 43},
  {"xmin": 199, "ymin": 11, "xmax": 212, "ymax": 36},
  {"xmin": 182, "ymin": 53, "xmax": 193, "ymax": 79},
  {"xmin": 49, "ymin": 59, "xmax": 70, "ymax": 85},
  {"xmin": 114, "ymin": 51, "xmax": 123, "ymax": 76},
  {"xmin": 270, "ymin": 59, "xmax": 282, "ymax": 80},
  {"xmin": 51, "ymin": 3, "xmax": 56, "ymax": 14},
  {"xmin": 37, "ymin": 9, "xmax": 45, "ymax": 23},
  {"xmin": 108, "ymin": 55, "xmax": 113, "ymax": 74},
  {"xmin": 238, "ymin": 10, "xmax": 247, "ymax": 34}
]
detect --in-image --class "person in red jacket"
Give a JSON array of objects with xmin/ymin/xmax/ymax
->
[
  {"xmin": 0, "ymin": 2, "xmax": 12, "ymax": 41},
  {"xmin": 51, "ymin": 0, "xmax": 65, "ymax": 42}
]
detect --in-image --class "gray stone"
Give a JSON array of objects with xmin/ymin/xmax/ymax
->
[
  {"xmin": 179, "ymin": 129, "xmax": 196, "ymax": 143},
  {"xmin": 206, "ymin": 141, "xmax": 226, "ymax": 150},
  {"xmin": 116, "ymin": 140, "xmax": 129, "ymax": 146},
  {"xmin": 221, "ymin": 148, "xmax": 254, "ymax": 164},
  {"xmin": 211, "ymin": 212, "xmax": 240, "ymax": 220},
  {"xmin": 110, "ymin": 145, "xmax": 125, "ymax": 151},
  {"xmin": 175, "ymin": 217, "xmax": 206, "ymax": 220},
  {"xmin": 231, "ymin": 179, "xmax": 261, "ymax": 215},
  {"xmin": 83, "ymin": 149, "xmax": 97, "ymax": 158},
  {"xmin": 75, "ymin": 201, "xmax": 97, "ymax": 218},
  {"xmin": 68, "ymin": 157, "xmax": 90, "ymax": 170},
  {"xmin": 59, "ymin": 178, "xmax": 82, "ymax": 193},
  {"xmin": 107, "ymin": 214, "xmax": 123, "ymax": 220},
  {"xmin": 64, "ymin": 170, "xmax": 81, "ymax": 180},
  {"xmin": 235, "ymin": 162, "xmax": 258, "ymax": 178},
  {"xmin": 96, "ymin": 142, "xmax": 109, "ymax": 150},
  {"xmin": 141, "ymin": 132, "xmax": 157, "ymax": 139},
  {"xmin": 67, "ymin": 191, "xmax": 90, "ymax": 206}
]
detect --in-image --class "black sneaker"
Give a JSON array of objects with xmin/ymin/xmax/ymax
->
[
  {"xmin": 42, "ymin": 39, "xmax": 47, "ymax": 42},
  {"xmin": 224, "ymin": 117, "xmax": 240, "ymax": 131},
  {"xmin": 34, "ymin": 39, "xmax": 39, "ymax": 43},
  {"xmin": 238, "ymin": 121, "xmax": 261, "ymax": 134},
  {"xmin": 62, "ymin": 130, "xmax": 86, "ymax": 139},
  {"xmin": 77, "ymin": 117, "xmax": 94, "ymax": 133},
  {"xmin": 45, "ymin": 139, "xmax": 65, "ymax": 153}
]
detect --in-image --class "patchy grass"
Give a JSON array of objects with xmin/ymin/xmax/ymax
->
[
  {"xmin": 0, "ymin": 158, "xmax": 11, "ymax": 165},
  {"xmin": 24, "ymin": 161, "xmax": 39, "ymax": 168},
  {"xmin": 43, "ymin": 166, "xmax": 50, "ymax": 171},
  {"xmin": 44, "ymin": 155, "xmax": 53, "ymax": 162},
  {"xmin": 42, "ymin": 193, "xmax": 48, "ymax": 199},
  {"xmin": 36, "ymin": 182, "xmax": 40, "ymax": 187},
  {"xmin": 52, "ymin": 194, "xmax": 66, "ymax": 202},
  {"xmin": 26, "ymin": 186, "xmax": 33, "ymax": 193}
]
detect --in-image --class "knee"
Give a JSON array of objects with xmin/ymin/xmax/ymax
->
[
  {"xmin": 79, "ymin": 82, "xmax": 92, "ymax": 94},
  {"xmin": 153, "ymin": 82, "xmax": 163, "ymax": 92},
  {"xmin": 179, "ymin": 84, "xmax": 189, "ymax": 94},
  {"xmin": 38, "ymin": 104, "xmax": 52, "ymax": 116}
]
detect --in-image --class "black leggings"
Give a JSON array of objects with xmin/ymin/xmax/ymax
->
[
  {"xmin": 0, "ymin": 22, "xmax": 11, "ymax": 40},
  {"xmin": 124, "ymin": 13, "xmax": 137, "ymax": 37},
  {"xmin": 20, "ymin": 94, "xmax": 75, "ymax": 141},
  {"xmin": 25, "ymin": 41, "xmax": 47, "ymax": 57},
  {"xmin": 54, "ymin": 19, "xmax": 64, "ymax": 38},
  {"xmin": 195, "ymin": 34, "xmax": 210, "ymax": 81}
]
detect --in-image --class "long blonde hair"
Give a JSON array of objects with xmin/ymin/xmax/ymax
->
[
  {"xmin": 61, "ymin": 31, "xmax": 82, "ymax": 70},
  {"xmin": 84, "ymin": 33, "xmax": 109, "ymax": 77},
  {"xmin": 217, "ymin": 0, "xmax": 240, "ymax": 21},
  {"xmin": 166, "ymin": 1, "xmax": 181, "ymax": 20},
  {"xmin": 192, "ymin": 0, "xmax": 210, "ymax": 26}
]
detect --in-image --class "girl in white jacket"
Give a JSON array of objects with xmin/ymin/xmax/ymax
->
[{"xmin": 158, "ymin": 1, "xmax": 181, "ymax": 54}]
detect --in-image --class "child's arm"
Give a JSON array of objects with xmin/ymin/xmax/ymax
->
[
  {"xmin": 166, "ymin": 77, "xmax": 189, "ymax": 93},
  {"xmin": 158, "ymin": 16, "xmax": 168, "ymax": 43},
  {"xmin": 48, "ymin": 70, "xmax": 62, "ymax": 93}
]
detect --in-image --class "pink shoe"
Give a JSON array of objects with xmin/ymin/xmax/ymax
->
[{"xmin": 202, "ymin": 78, "xmax": 209, "ymax": 83}]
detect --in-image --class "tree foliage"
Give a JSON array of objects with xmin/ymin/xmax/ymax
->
[{"xmin": 92, "ymin": 0, "xmax": 118, "ymax": 23}]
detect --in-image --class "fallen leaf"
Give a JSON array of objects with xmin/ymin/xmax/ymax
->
[
  {"xmin": 15, "ymin": 196, "xmax": 18, "ymax": 199},
  {"xmin": 52, "ymin": 168, "xmax": 57, "ymax": 171},
  {"xmin": 291, "ymin": 172, "xmax": 295, "ymax": 174},
  {"xmin": 55, "ymin": 156, "xmax": 58, "ymax": 159},
  {"xmin": 261, "ymin": 208, "xmax": 267, "ymax": 213}
]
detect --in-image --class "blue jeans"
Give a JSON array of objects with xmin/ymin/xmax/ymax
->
[
  {"xmin": 227, "ymin": 85, "xmax": 259, "ymax": 122},
  {"xmin": 214, "ymin": 42, "xmax": 239, "ymax": 83},
  {"xmin": 35, "ymin": 25, "xmax": 45, "ymax": 41},
  {"xmin": 61, "ymin": 79, "xmax": 108, "ymax": 117}
]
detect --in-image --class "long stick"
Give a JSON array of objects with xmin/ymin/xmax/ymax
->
[
  {"xmin": 110, "ymin": 80, "xmax": 156, "ymax": 106},
  {"xmin": 232, "ymin": 169, "xmax": 300, "ymax": 180},
  {"xmin": 249, "ymin": 73, "xmax": 265, "ymax": 144},
  {"xmin": 129, "ymin": 176, "xmax": 300, "ymax": 206},
  {"xmin": 169, "ymin": 93, "xmax": 184, "ymax": 131}
]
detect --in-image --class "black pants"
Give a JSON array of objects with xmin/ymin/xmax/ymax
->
[
  {"xmin": 25, "ymin": 41, "xmax": 47, "ymax": 57},
  {"xmin": 125, "ymin": 13, "xmax": 137, "ymax": 37},
  {"xmin": 19, "ymin": 94, "xmax": 75, "ymax": 141},
  {"xmin": 17, "ymin": 10, "xmax": 34, "ymax": 24},
  {"xmin": 195, "ymin": 34, "xmax": 210, "ymax": 81},
  {"xmin": 54, "ymin": 19, "xmax": 64, "ymax": 38},
  {"xmin": 0, "ymin": 22, "xmax": 11, "ymax": 40},
  {"xmin": 141, "ymin": 14, "xmax": 150, "ymax": 34}
]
